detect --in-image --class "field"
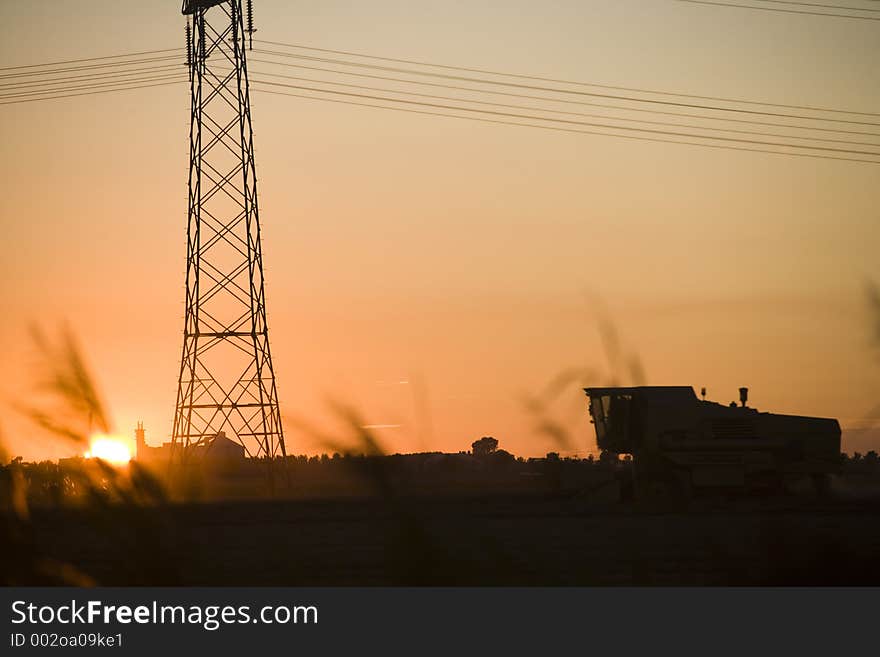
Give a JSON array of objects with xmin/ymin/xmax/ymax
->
[{"xmin": 23, "ymin": 491, "xmax": 880, "ymax": 586}]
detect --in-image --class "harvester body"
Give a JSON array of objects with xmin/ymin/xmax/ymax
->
[{"xmin": 584, "ymin": 386, "xmax": 840, "ymax": 496}]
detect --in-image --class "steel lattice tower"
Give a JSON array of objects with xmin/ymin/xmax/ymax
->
[{"xmin": 172, "ymin": 0, "xmax": 286, "ymax": 460}]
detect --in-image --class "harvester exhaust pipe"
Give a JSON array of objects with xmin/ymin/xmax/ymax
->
[{"xmin": 739, "ymin": 387, "xmax": 749, "ymax": 408}]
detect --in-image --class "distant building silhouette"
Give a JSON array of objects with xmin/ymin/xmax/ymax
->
[
  {"xmin": 135, "ymin": 423, "xmax": 244, "ymax": 465},
  {"xmin": 135, "ymin": 421, "xmax": 148, "ymax": 460}
]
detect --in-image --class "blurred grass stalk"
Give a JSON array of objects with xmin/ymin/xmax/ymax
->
[
  {"xmin": 1, "ymin": 325, "xmax": 172, "ymax": 585},
  {"xmin": 524, "ymin": 309, "xmax": 646, "ymax": 458}
]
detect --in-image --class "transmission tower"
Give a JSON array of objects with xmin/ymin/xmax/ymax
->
[{"xmin": 172, "ymin": 0, "xmax": 286, "ymax": 460}]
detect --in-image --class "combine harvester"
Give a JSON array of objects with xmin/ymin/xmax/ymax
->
[{"xmin": 584, "ymin": 386, "xmax": 840, "ymax": 499}]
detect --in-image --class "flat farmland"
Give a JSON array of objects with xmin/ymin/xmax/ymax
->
[{"xmin": 27, "ymin": 493, "xmax": 880, "ymax": 585}]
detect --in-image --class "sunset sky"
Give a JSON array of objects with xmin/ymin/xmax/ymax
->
[{"xmin": 1, "ymin": 1, "xmax": 878, "ymax": 460}]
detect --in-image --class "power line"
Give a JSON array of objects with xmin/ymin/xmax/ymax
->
[
  {"xmin": 249, "ymin": 57, "xmax": 880, "ymax": 138},
  {"xmin": 253, "ymin": 39, "xmax": 880, "ymax": 117},
  {"xmin": 0, "ymin": 79, "xmax": 186, "ymax": 106},
  {"xmin": 674, "ymin": 0, "xmax": 880, "ymax": 20},
  {"xmin": 253, "ymin": 48, "xmax": 880, "ymax": 127},
  {"xmin": 0, "ymin": 47, "xmax": 183, "ymax": 72},
  {"xmin": 750, "ymin": 1, "xmax": 880, "ymax": 12},
  {"xmin": 250, "ymin": 78, "xmax": 880, "ymax": 157},
  {"xmin": 247, "ymin": 67, "xmax": 879, "ymax": 148},
  {"xmin": 252, "ymin": 87, "xmax": 880, "ymax": 165},
  {"xmin": 0, "ymin": 55, "xmax": 184, "ymax": 81},
  {"xmin": 0, "ymin": 73, "xmax": 187, "ymax": 101},
  {"xmin": 3, "ymin": 74, "xmax": 873, "ymax": 163},
  {"xmin": 2, "ymin": 42, "xmax": 875, "ymax": 163},
  {"xmin": 5, "ymin": 54, "xmax": 873, "ymax": 152},
  {"xmin": 5, "ymin": 41, "xmax": 875, "ymax": 131},
  {"xmin": 0, "ymin": 64, "xmax": 182, "ymax": 91}
]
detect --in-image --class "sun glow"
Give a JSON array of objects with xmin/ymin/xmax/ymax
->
[{"xmin": 84, "ymin": 436, "xmax": 132, "ymax": 465}]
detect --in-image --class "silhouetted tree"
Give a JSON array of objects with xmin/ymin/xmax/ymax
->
[{"xmin": 471, "ymin": 436, "xmax": 498, "ymax": 457}]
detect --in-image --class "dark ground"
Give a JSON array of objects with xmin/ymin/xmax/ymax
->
[{"xmin": 24, "ymin": 491, "xmax": 880, "ymax": 586}]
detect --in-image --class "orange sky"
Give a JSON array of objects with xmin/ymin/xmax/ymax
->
[{"xmin": 1, "ymin": 1, "xmax": 878, "ymax": 460}]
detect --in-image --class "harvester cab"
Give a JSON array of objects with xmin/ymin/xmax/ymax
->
[{"xmin": 588, "ymin": 389, "xmax": 638, "ymax": 454}]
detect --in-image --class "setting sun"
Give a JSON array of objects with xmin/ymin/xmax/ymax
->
[{"xmin": 84, "ymin": 436, "xmax": 132, "ymax": 465}]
